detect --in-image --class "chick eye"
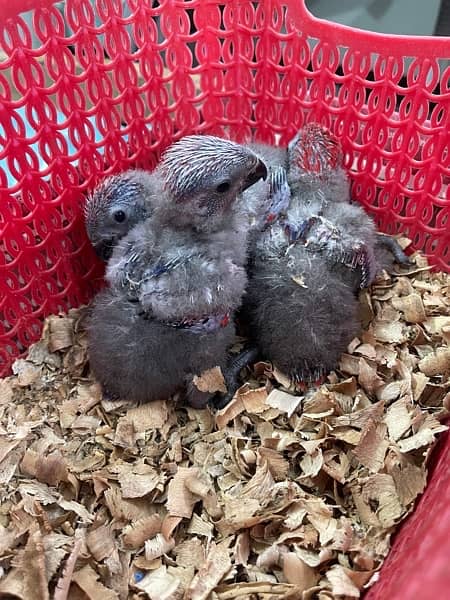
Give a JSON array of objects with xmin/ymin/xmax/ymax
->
[
  {"xmin": 216, "ymin": 181, "xmax": 231, "ymax": 193},
  {"xmin": 113, "ymin": 210, "xmax": 126, "ymax": 223}
]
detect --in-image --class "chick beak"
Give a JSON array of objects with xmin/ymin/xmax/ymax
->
[
  {"xmin": 94, "ymin": 239, "xmax": 114, "ymax": 261},
  {"xmin": 241, "ymin": 158, "xmax": 268, "ymax": 192}
]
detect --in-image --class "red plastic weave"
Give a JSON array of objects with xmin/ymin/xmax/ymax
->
[
  {"xmin": 366, "ymin": 426, "xmax": 450, "ymax": 600},
  {"xmin": 0, "ymin": 1, "xmax": 450, "ymax": 596},
  {"xmin": 1, "ymin": 0, "xmax": 450, "ymax": 376}
]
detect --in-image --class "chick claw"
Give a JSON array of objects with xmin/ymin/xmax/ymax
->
[
  {"xmin": 304, "ymin": 215, "xmax": 340, "ymax": 248},
  {"xmin": 291, "ymin": 367, "xmax": 326, "ymax": 392},
  {"xmin": 341, "ymin": 242, "xmax": 376, "ymax": 288}
]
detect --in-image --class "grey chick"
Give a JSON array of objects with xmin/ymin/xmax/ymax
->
[
  {"xmin": 84, "ymin": 170, "xmax": 154, "ymax": 260},
  {"xmin": 87, "ymin": 135, "xmax": 267, "ymax": 407},
  {"xmin": 206, "ymin": 140, "xmax": 290, "ymax": 407},
  {"xmin": 237, "ymin": 139, "xmax": 357, "ymax": 387},
  {"xmin": 286, "ymin": 123, "xmax": 411, "ymax": 289},
  {"xmin": 241, "ymin": 126, "xmax": 411, "ymax": 390},
  {"xmin": 243, "ymin": 168, "xmax": 361, "ymax": 388}
]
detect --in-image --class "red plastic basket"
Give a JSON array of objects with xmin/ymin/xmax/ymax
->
[{"xmin": 0, "ymin": 1, "xmax": 449, "ymax": 596}]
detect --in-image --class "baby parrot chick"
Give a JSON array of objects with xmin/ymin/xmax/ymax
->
[{"xmin": 87, "ymin": 135, "xmax": 267, "ymax": 407}]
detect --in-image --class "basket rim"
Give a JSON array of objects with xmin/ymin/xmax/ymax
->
[{"xmin": 290, "ymin": 0, "xmax": 450, "ymax": 57}]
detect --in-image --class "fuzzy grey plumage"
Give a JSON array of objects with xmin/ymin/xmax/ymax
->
[
  {"xmin": 286, "ymin": 124, "xmax": 410, "ymax": 289},
  {"xmin": 242, "ymin": 125, "xmax": 410, "ymax": 387},
  {"xmin": 87, "ymin": 135, "xmax": 267, "ymax": 407},
  {"xmin": 84, "ymin": 170, "xmax": 154, "ymax": 260},
  {"xmin": 244, "ymin": 249, "xmax": 360, "ymax": 385},
  {"xmin": 106, "ymin": 136, "xmax": 267, "ymax": 321},
  {"xmin": 243, "ymin": 177, "xmax": 361, "ymax": 386},
  {"xmin": 87, "ymin": 287, "xmax": 236, "ymax": 407},
  {"xmin": 241, "ymin": 130, "xmax": 359, "ymax": 385}
]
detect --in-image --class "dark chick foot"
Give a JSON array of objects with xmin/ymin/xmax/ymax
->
[
  {"xmin": 185, "ymin": 381, "xmax": 212, "ymax": 409},
  {"xmin": 376, "ymin": 233, "xmax": 413, "ymax": 266},
  {"xmin": 210, "ymin": 393, "xmax": 233, "ymax": 411},
  {"xmin": 263, "ymin": 165, "xmax": 291, "ymax": 226},
  {"xmin": 209, "ymin": 346, "xmax": 260, "ymax": 410},
  {"xmin": 226, "ymin": 346, "xmax": 260, "ymax": 383}
]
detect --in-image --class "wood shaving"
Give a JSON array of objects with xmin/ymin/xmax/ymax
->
[
  {"xmin": 193, "ymin": 367, "xmax": 227, "ymax": 393},
  {"xmin": 0, "ymin": 249, "xmax": 448, "ymax": 598}
]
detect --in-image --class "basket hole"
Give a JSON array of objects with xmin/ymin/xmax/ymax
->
[
  {"xmin": 30, "ymin": 101, "xmax": 54, "ymax": 125},
  {"xmin": 21, "ymin": 329, "xmax": 34, "ymax": 344},
  {"xmin": 413, "ymin": 233, "xmax": 422, "ymax": 246},
  {"xmin": 1, "ymin": 28, "xmax": 13, "ymax": 51},
  {"xmin": 0, "ymin": 119, "xmax": 9, "ymax": 145},
  {"xmin": 430, "ymin": 239, "xmax": 439, "ymax": 253},
  {"xmin": 9, "ymin": 112, "xmax": 25, "ymax": 137},
  {"xmin": 0, "ymin": 74, "xmax": 9, "ymax": 100},
  {"xmin": 19, "ymin": 301, "xmax": 30, "ymax": 314},
  {"xmin": 34, "ymin": 256, "xmax": 44, "ymax": 270},
  {"xmin": 433, "ymin": 106, "xmax": 446, "ymax": 126},
  {"xmin": 439, "ymin": 213, "xmax": 448, "ymax": 227},
  {"xmin": 393, "ymin": 196, "xmax": 404, "ymax": 211},
  {"xmin": 6, "ymin": 277, "xmax": 16, "ymax": 290}
]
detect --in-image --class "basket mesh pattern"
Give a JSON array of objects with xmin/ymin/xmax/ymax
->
[{"xmin": 0, "ymin": 0, "xmax": 449, "ymax": 376}]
